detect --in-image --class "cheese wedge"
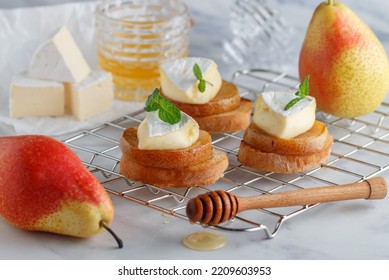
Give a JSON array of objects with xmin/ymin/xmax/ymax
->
[
  {"xmin": 64, "ymin": 71, "xmax": 113, "ymax": 121},
  {"xmin": 10, "ymin": 73, "xmax": 65, "ymax": 118},
  {"xmin": 29, "ymin": 26, "xmax": 91, "ymax": 83},
  {"xmin": 160, "ymin": 57, "xmax": 222, "ymax": 104},
  {"xmin": 137, "ymin": 111, "xmax": 200, "ymax": 150},
  {"xmin": 252, "ymin": 91, "xmax": 316, "ymax": 139}
]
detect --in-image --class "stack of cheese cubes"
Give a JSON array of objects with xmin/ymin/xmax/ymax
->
[{"xmin": 10, "ymin": 26, "xmax": 113, "ymax": 121}]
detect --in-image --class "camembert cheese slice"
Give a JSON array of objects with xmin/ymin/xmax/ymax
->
[
  {"xmin": 160, "ymin": 57, "xmax": 222, "ymax": 104},
  {"xmin": 137, "ymin": 111, "xmax": 199, "ymax": 150},
  {"xmin": 28, "ymin": 26, "xmax": 91, "ymax": 84},
  {"xmin": 253, "ymin": 91, "xmax": 316, "ymax": 139}
]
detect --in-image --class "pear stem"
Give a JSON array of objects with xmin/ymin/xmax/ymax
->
[
  {"xmin": 328, "ymin": 0, "xmax": 334, "ymax": 5},
  {"xmin": 100, "ymin": 221, "xmax": 123, "ymax": 249}
]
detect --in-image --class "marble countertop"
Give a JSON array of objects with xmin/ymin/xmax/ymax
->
[{"xmin": 0, "ymin": 0, "xmax": 388, "ymax": 260}]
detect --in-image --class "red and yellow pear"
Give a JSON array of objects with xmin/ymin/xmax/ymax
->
[
  {"xmin": 299, "ymin": 0, "xmax": 389, "ymax": 118},
  {"xmin": 0, "ymin": 135, "xmax": 121, "ymax": 246}
]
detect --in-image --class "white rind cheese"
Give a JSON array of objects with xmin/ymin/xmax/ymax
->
[
  {"xmin": 65, "ymin": 71, "xmax": 114, "ymax": 121},
  {"xmin": 253, "ymin": 91, "xmax": 316, "ymax": 139},
  {"xmin": 137, "ymin": 111, "xmax": 199, "ymax": 150},
  {"xmin": 160, "ymin": 57, "xmax": 222, "ymax": 104},
  {"xmin": 10, "ymin": 73, "xmax": 65, "ymax": 118},
  {"xmin": 28, "ymin": 26, "xmax": 91, "ymax": 83}
]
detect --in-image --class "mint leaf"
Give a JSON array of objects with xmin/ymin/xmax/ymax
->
[
  {"xmin": 284, "ymin": 75, "xmax": 310, "ymax": 110},
  {"xmin": 193, "ymin": 63, "xmax": 203, "ymax": 80},
  {"xmin": 193, "ymin": 63, "xmax": 214, "ymax": 93},
  {"xmin": 198, "ymin": 80, "xmax": 206, "ymax": 93},
  {"xmin": 158, "ymin": 99, "xmax": 181, "ymax": 125},
  {"xmin": 284, "ymin": 97, "xmax": 304, "ymax": 110},
  {"xmin": 298, "ymin": 75, "xmax": 309, "ymax": 98},
  {"xmin": 145, "ymin": 89, "xmax": 161, "ymax": 112},
  {"xmin": 144, "ymin": 88, "xmax": 181, "ymax": 124}
]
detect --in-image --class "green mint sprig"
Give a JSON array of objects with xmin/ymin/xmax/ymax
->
[
  {"xmin": 145, "ymin": 88, "xmax": 181, "ymax": 124},
  {"xmin": 284, "ymin": 75, "xmax": 310, "ymax": 110},
  {"xmin": 193, "ymin": 63, "xmax": 213, "ymax": 93}
]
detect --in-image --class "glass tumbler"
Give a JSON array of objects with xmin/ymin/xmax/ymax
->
[
  {"xmin": 96, "ymin": 0, "xmax": 190, "ymax": 101},
  {"xmin": 222, "ymin": 0, "xmax": 295, "ymax": 71}
]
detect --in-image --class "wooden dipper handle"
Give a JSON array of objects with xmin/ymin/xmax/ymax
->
[
  {"xmin": 238, "ymin": 177, "xmax": 387, "ymax": 211},
  {"xmin": 186, "ymin": 177, "xmax": 387, "ymax": 226}
]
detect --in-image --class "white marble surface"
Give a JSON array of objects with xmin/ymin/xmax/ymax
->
[{"xmin": 0, "ymin": 0, "xmax": 388, "ymax": 260}]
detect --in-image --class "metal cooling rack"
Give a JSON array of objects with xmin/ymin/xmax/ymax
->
[{"xmin": 62, "ymin": 69, "xmax": 389, "ymax": 239}]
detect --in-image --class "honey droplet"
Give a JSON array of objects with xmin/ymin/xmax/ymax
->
[
  {"xmin": 161, "ymin": 212, "xmax": 173, "ymax": 219},
  {"xmin": 182, "ymin": 231, "xmax": 227, "ymax": 251}
]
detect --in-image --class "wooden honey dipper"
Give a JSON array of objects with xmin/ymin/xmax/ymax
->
[{"xmin": 186, "ymin": 177, "xmax": 387, "ymax": 226}]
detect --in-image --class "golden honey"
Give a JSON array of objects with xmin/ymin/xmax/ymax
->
[
  {"xmin": 96, "ymin": 0, "xmax": 190, "ymax": 101},
  {"xmin": 97, "ymin": 52, "xmax": 161, "ymax": 101},
  {"xmin": 182, "ymin": 231, "xmax": 227, "ymax": 251}
]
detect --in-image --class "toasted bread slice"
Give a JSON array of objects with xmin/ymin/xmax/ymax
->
[
  {"xmin": 243, "ymin": 120, "xmax": 329, "ymax": 155},
  {"xmin": 194, "ymin": 98, "xmax": 252, "ymax": 133},
  {"xmin": 161, "ymin": 80, "xmax": 241, "ymax": 117},
  {"xmin": 120, "ymin": 127, "xmax": 212, "ymax": 168},
  {"xmin": 237, "ymin": 134, "xmax": 333, "ymax": 173},
  {"xmin": 120, "ymin": 149, "xmax": 229, "ymax": 188}
]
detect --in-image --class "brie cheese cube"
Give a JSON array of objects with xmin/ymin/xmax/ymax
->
[
  {"xmin": 29, "ymin": 26, "xmax": 91, "ymax": 83},
  {"xmin": 137, "ymin": 111, "xmax": 199, "ymax": 150},
  {"xmin": 65, "ymin": 71, "xmax": 114, "ymax": 121},
  {"xmin": 253, "ymin": 91, "xmax": 316, "ymax": 139},
  {"xmin": 10, "ymin": 73, "xmax": 65, "ymax": 118},
  {"xmin": 160, "ymin": 57, "xmax": 222, "ymax": 104}
]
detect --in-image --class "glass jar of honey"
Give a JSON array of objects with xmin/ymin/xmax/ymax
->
[{"xmin": 96, "ymin": 0, "xmax": 190, "ymax": 101}]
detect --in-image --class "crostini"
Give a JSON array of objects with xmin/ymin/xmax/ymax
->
[
  {"xmin": 238, "ymin": 76, "xmax": 333, "ymax": 173},
  {"xmin": 160, "ymin": 57, "xmax": 251, "ymax": 133},
  {"xmin": 120, "ymin": 89, "xmax": 229, "ymax": 187}
]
